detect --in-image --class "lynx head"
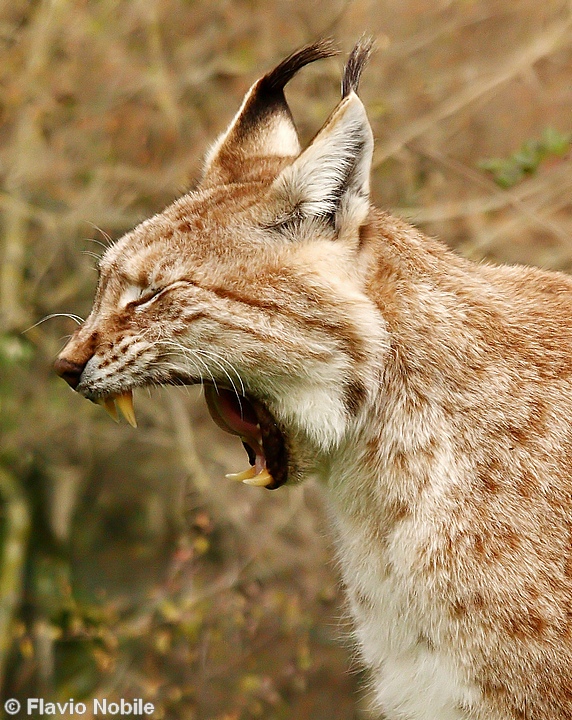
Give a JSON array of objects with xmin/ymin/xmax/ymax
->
[{"xmin": 54, "ymin": 39, "xmax": 387, "ymax": 489}]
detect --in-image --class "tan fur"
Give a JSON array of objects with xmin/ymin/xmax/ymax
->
[{"xmin": 55, "ymin": 43, "xmax": 572, "ymax": 719}]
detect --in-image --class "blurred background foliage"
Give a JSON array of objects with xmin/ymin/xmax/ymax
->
[{"xmin": 1, "ymin": 0, "xmax": 572, "ymax": 717}]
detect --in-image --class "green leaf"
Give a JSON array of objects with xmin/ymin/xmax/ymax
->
[
  {"xmin": 542, "ymin": 126, "xmax": 571, "ymax": 156},
  {"xmin": 478, "ymin": 127, "xmax": 571, "ymax": 188}
]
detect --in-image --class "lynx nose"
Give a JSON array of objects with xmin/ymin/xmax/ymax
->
[{"xmin": 54, "ymin": 357, "xmax": 87, "ymax": 390}]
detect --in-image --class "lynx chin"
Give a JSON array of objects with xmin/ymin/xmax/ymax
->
[{"xmin": 55, "ymin": 39, "xmax": 572, "ymax": 719}]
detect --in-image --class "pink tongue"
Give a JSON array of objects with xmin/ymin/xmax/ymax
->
[{"xmin": 204, "ymin": 386, "xmax": 264, "ymax": 459}]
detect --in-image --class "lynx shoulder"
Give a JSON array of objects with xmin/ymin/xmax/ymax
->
[{"xmin": 55, "ymin": 40, "xmax": 572, "ymax": 719}]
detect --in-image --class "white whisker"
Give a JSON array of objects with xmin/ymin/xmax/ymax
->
[
  {"xmin": 86, "ymin": 237, "xmax": 110, "ymax": 251},
  {"xmin": 82, "ymin": 250, "xmax": 102, "ymax": 261},
  {"xmin": 24, "ymin": 313, "xmax": 84, "ymax": 333},
  {"xmin": 194, "ymin": 348, "xmax": 246, "ymax": 416},
  {"xmin": 86, "ymin": 222, "xmax": 114, "ymax": 248},
  {"xmin": 155, "ymin": 339, "xmax": 212, "ymax": 389},
  {"xmin": 195, "ymin": 349, "xmax": 246, "ymax": 396},
  {"xmin": 156, "ymin": 339, "xmax": 248, "ymax": 404}
]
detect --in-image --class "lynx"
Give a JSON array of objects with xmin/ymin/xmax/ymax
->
[{"xmin": 55, "ymin": 40, "xmax": 572, "ymax": 719}]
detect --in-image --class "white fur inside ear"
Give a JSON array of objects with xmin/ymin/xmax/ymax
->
[
  {"xmin": 260, "ymin": 113, "xmax": 301, "ymax": 156},
  {"xmin": 204, "ymin": 111, "xmax": 301, "ymax": 171},
  {"xmin": 273, "ymin": 93, "xmax": 373, "ymax": 221}
]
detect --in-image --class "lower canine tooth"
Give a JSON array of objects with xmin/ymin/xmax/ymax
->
[
  {"xmin": 225, "ymin": 467, "xmax": 257, "ymax": 482},
  {"xmin": 242, "ymin": 469, "xmax": 273, "ymax": 487},
  {"xmin": 115, "ymin": 390, "xmax": 137, "ymax": 428},
  {"xmin": 97, "ymin": 397, "xmax": 119, "ymax": 423}
]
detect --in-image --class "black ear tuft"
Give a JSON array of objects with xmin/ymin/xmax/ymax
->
[
  {"xmin": 261, "ymin": 38, "xmax": 339, "ymax": 94},
  {"xmin": 238, "ymin": 39, "xmax": 339, "ymax": 134},
  {"xmin": 342, "ymin": 37, "xmax": 374, "ymax": 98},
  {"xmin": 202, "ymin": 39, "xmax": 340, "ymax": 183}
]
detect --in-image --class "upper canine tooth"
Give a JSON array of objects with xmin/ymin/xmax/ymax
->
[
  {"xmin": 242, "ymin": 468, "xmax": 273, "ymax": 487},
  {"xmin": 96, "ymin": 397, "xmax": 119, "ymax": 423},
  {"xmin": 115, "ymin": 390, "xmax": 137, "ymax": 428}
]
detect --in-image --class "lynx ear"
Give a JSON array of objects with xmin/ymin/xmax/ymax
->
[
  {"xmin": 202, "ymin": 40, "xmax": 338, "ymax": 185},
  {"xmin": 272, "ymin": 39, "xmax": 374, "ymax": 233}
]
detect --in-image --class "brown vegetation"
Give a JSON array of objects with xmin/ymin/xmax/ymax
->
[{"xmin": 1, "ymin": 1, "xmax": 571, "ymax": 718}]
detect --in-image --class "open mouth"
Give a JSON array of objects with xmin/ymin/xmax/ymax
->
[
  {"xmin": 94, "ymin": 386, "xmax": 287, "ymax": 490},
  {"xmin": 203, "ymin": 386, "xmax": 287, "ymax": 490}
]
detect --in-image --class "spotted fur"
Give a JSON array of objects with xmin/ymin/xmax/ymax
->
[{"xmin": 55, "ymin": 42, "xmax": 572, "ymax": 719}]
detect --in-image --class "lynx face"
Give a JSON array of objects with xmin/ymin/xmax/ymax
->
[{"xmin": 55, "ymin": 41, "xmax": 387, "ymax": 489}]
